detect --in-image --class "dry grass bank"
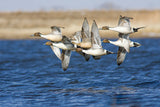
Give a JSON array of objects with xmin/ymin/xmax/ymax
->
[{"xmin": 0, "ymin": 10, "xmax": 160, "ymax": 39}]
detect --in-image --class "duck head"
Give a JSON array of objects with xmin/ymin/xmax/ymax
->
[
  {"xmin": 103, "ymin": 39, "xmax": 110, "ymax": 43},
  {"xmin": 45, "ymin": 41, "xmax": 53, "ymax": 46},
  {"xmin": 75, "ymin": 48, "xmax": 82, "ymax": 52},
  {"xmin": 33, "ymin": 32, "xmax": 41, "ymax": 37},
  {"xmin": 101, "ymin": 26, "xmax": 109, "ymax": 30}
]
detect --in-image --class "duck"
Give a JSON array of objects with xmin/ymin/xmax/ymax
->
[
  {"xmin": 77, "ymin": 20, "xmax": 114, "ymax": 59},
  {"xmin": 72, "ymin": 17, "xmax": 92, "ymax": 49},
  {"xmin": 103, "ymin": 34, "xmax": 141, "ymax": 53},
  {"xmin": 45, "ymin": 40, "xmax": 72, "ymax": 71},
  {"xmin": 103, "ymin": 36, "xmax": 141, "ymax": 65},
  {"xmin": 70, "ymin": 31, "xmax": 91, "ymax": 61},
  {"xmin": 32, "ymin": 26, "xmax": 64, "ymax": 42},
  {"xmin": 103, "ymin": 38, "xmax": 141, "ymax": 48},
  {"xmin": 51, "ymin": 35, "xmax": 75, "ymax": 50},
  {"xmin": 101, "ymin": 15, "xmax": 145, "ymax": 34},
  {"xmin": 101, "ymin": 15, "xmax": 142, "ymax": 65},
  {"xmin": 45, "ymin": 33, "xmax": 90, "ymax": 70}
]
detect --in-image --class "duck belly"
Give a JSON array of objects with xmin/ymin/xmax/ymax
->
[
  {"xmin": 110, "ymin": 27, "xmax": 131, "ymax": 34},
  {"xmin": 79, "ymin": 42, "xmax": 92, "ymax": 49},
  {"xmin": 82, "ymin": 48, "xmax": 105, "ymax": 56},
  {"xmin": 45, "ymin": 34, "xmax": 62, "ymax": 42}
]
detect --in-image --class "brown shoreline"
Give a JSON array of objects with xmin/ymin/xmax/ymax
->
[{"xmin": 0, "ymin": 10, "xmax": 160, "ymax": 39}]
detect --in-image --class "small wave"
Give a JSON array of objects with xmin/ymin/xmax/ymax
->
[{"xmin": 134, "ymin": 80, "xmax": 160, "ymax": 88}]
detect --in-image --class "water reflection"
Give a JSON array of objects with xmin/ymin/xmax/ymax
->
[{"xmin": 110, "ymin": 93, "xmax": 141, "ymax": 107}]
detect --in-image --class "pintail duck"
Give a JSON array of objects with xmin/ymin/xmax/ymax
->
[
  {"xmin": 101, "ymin": 15, "xmax": 142, "ymax": 65},
  {"xmin": 77, "ymin": 20, "xmax": 114, "ymax": 59},
  {"xmin": 72, "ymin": 17, "xmax": 92, "ymax": 49},
  {"xmin": 45, "ymin": 33, "xmax": 90, "ymax": 70},
  {"xmin": 102, "ymin": 15, "xmax": 142, "ymax": 53},
  {"xmin": 51, "ymin": 35, "xmax": 75, "ymax": 50},
  {"xmin": 103, "ymin": 36, "xmax": 141, "ymax": 65},
  {"xmin": 101, "ymin": 15, "xmax": 145, "ymax": 34},
  {"xmin": 32, "ymin": 26, "xmax": 64, "ymax": 42},
  {"xmin": 45, "ymin": 40, "xmax": 72, "ymax": 71},
  {"xmin": 71, "ymin": 31, "xmax": 90, "ymax": 61},
  {"xmin": 103, "ymin": 34, "xmax": 141, "ymax": 53}
]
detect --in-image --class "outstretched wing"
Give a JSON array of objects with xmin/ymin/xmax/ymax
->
[
  {"xmin": 62, "ymin": 36, "xmax": 72, "ymax": 44},
  {"xmin": 61, "ymin": 50, "xmax": 72, "ymax": 71},
  {"xmin": 50, "ymin": 26, "xmax": 64, "ymax": 35},
  {"xmin": 118, "ymin": 33, "xmax": 130, "ymax": 52},
  {"xmin": 71, "ymin": 31, "xmax": 82, "ymax": 43},
  {"xmin": 91, "ymin": 20, "xmax": 102, "ymax": 48},
  {"xmin": 81, "ymin": 17, "xmax": 90, "ymax": 42},
  {"xmin": 117, "ymin": 47, "xmax": 127, "ymax": 66},
  {"xmin": 50, "ymin": 45, "xmax": 62, "ymax": 60},
  {"xmin": 118, "ymin": 15, "xmax": 133, "ymax": 27}
]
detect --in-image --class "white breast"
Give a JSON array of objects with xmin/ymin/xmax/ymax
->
[{"xmin": 52, "ymin": 43, "xmax": 74, "ymax": 50}]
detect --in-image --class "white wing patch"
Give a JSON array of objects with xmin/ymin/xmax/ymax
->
[{"xmin": 50, "ymin": 45, "xmax": 62, "ymax": 60}]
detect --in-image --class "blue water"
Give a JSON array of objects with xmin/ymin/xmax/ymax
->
[{"xmin": 0, "ymin": 39, "xmax": 160, "ymax": 107}]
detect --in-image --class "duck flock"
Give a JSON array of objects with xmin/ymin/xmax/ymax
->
[{"xmin": 32, "ymin": 15, "xmax": 145, "ymax": 71}]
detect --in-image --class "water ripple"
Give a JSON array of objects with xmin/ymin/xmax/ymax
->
[{"xmin": 0, "ymin": 39, "xmax": 160, "ymax": 106}]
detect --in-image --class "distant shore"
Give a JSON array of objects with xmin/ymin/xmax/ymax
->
[{"xmin": 0, "ymin": 10, "xmax": 160, "ymax": 39}]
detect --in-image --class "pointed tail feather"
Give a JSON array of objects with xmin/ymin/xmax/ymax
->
[
  {"xmin": 133, "ymin": 26, "xmax": 145, "ymax": 32},
  {"xmin": 133, "ymin": 42, "xmax": 141, "ymax": 47}
]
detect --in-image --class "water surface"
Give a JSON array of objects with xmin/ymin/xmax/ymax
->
[{"xmin": 0, "ymin": 39, "xmax": 160, "ymax": 106}]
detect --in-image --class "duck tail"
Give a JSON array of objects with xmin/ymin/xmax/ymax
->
[
  {"xmin": 133, "ymin": 26, "xmax": 145, "ymax": 32},
  {"xmin": 133, "ymin": 42, "xmax": 141, "ymax": 47}
]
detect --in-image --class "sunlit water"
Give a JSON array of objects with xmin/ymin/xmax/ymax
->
[{"xmin": 0, "ymin": 38, "xmax": 160, "ymax": 106}]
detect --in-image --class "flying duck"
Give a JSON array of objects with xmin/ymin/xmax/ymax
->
[
  {"xmin": 77, "ymin": 20, "xmax": 114, "ymax": 60},
  {"xmin": 72, "ymin": 17, "xmax": 92, "ymax": 49},
  {"xmin": 70, "ymin": 31, "xmax": 91, "ymax": 61},
  {"xmin": 32, "ymin": 26, "xmax": 64, "ymax": 42},
  {"xmin": 45, "ymin": 40, "xmax": 72, "ymax": 71},
  {"xmin": 101, "ymin": 15, "xmax": 142, "ymax": 65},
  {"xmin": 101, "ymin": 15, "xmax": 145, "ymax": 34},
  {"xmin": 103, "ymin": 36, "xmax": 141, "ymax": 65}
]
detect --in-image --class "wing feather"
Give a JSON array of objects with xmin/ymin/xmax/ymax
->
[
  {"xmin": 118, "ymin": 33, "xmax": 130, "ymax": 52},
  {"xmin": 50, "ymin": 45, "xmax": 62, "ymax": 60},
  {"xmin": 91, "ymin": 20, "xmax": 102, "ymax": 48},
  {"xmin": 77, "ymin": 51, "xmax": 90, "ymax": 61},
  {"xmin": 117, "ymin": 47, "xmax": 127, "ymax": 65},
  {"xmin": 118, "ymin": 15, "xmax": 133, "ymax": 27},
  {"xmin": 81, "ymin": 17, "xmax": 90, "ymax": 42},
  {"xmin": 50, "ymin": 26, "xmax": 63, "ymax": 35},
  {"xmin": 61, "ymin": 50, "xmax": 72, "ymax": 71}
]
